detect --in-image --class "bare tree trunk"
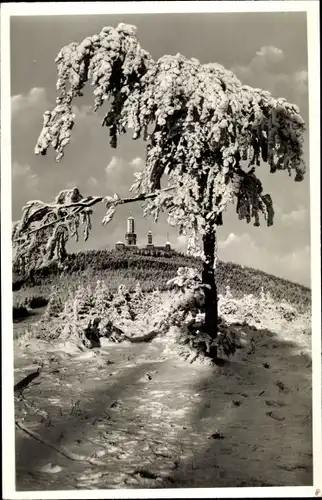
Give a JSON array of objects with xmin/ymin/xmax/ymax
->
[{"xmin": 202, "ymin": 228, "xmax": 218, "ymax": 360}]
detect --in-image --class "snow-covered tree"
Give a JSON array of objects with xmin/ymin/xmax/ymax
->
[{"xmin": 13, "ymin": 23, "xmax": 306, "ymax": 353}]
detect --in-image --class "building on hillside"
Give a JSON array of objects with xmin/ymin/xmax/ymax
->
[{"xmin": 115, "ymin": 215, "xmax": 174, "ymax": 256}]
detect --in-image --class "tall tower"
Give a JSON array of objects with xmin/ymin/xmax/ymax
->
[
  {"xmin": 165, "ymin": 231, "xmax": 171, "ymax": 252},
  {"xmin": 125, "ymin": 215, "xmax": 137, "ymax": 246}
]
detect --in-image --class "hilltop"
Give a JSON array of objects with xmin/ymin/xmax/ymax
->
[{"xmin": 13, "ymin": 248, "xmax": 311, "ymax": 311}]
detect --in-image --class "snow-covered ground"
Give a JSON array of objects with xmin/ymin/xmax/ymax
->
[{"xmin": 14, "ymin": 286, "xmax": 312, "ymax": 490}]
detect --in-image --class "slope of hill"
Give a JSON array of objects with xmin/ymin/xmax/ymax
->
[{"xmin": 13, "ymin": 249, "xmax": 311, "ymax": 312}]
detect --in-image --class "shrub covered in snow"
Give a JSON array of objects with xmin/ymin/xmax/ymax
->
[
  {"xmin": 22, "ymin": 267, "xmax": 303, "ymax": 365},
  {"xmin": 42, "ymin": 286, "xmax": 64, "ymax": 320}
]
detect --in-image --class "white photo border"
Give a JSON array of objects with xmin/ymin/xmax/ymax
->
[{"xmin": 1, "ymin": 2, "xmax": 320, "ymax": 498}]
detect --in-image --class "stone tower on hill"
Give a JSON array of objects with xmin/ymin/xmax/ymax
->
[
  {"xmin": 125, "ymin": 215, "xmax": 137, "ymax": 246},
  {"xmin": 115, "ymin": 215, "xmax": 173, "ymax": 256}
]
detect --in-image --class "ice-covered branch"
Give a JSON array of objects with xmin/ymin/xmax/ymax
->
[
  {"xmin": 12, "ymin": 185, "xmax": 177, "ymax": 275},
  {"xmin": 15, "ymin": 185, "xmax": 176, "ymax": 238}
]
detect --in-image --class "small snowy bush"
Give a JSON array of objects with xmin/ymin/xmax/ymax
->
[{"xmin": 43, "ymin": 286, "xmax": 64, "ymax": 319}]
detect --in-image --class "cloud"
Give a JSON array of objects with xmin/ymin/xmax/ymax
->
[
  {"xmin": 106, "ymin": 156, "xmax": 144, "ymax": 174},
  {"xmin": 279, "ymin": 245, "xmax": 310, "ymax": 273},
  {"xmin": 105, "ymin": 156, "xmax": 120, "ymax": 174},
  {"xmin": 281, "ymin": 206, "xmax": 307, "ymax": 225},
  {"xmin": 12, "ymin": 161, "xmax": 39, "ymax": 190},
  {"xmin": 11, "ymin": 87, "xmax": 48, "ymax": 120},
  {"xmin": 11, "ymin": 87, "xmax": 98, "ymax": 141},
  {"xmin": 65, "ymin": 180, "xmax": 79, "ymax": 189},
  {"xmin": 12, "ymin": 162, "xmax": 39, "ymax": 212},
  {"xmin": 252, "ymin": 46, "xmax": 285, "ymax": 68},
  {"xmin": 11, "ymin": 88, "xmax": 95, "ymax": 123},
  {"xmin": 231, "ymin": 46, "xmax": 308, "ymax": 108},
  {"xmin": 11, "ymin": 87, "xmax": 115, "ymax": 199},
  {"xmin": 218, "ymin": 231, "xmax": 310, "ymax": 287},
  {"xmin": 105, "ymin": 156, "xmax": 144, "ymax": 195},
  {"xmin": 220, "ymin": 232, "xmax": 259, "ymax": 252},
  {"xmin": 232, "ymin": 46, "xmax": 284, "ymax": 80},
  {"xmin": 292, "ymin": 69, "xmax": 308, "ymax": 96},
  {"xmin": 87, "ymin": 176, "xmax": 99, "ymax": 188},
  {"xmin": 256, "ymin": 46, "xmax": 284, "ymax": 61},
  {"xmin": 220, "ymin": 232, "xmax": 240, "ymax": 249}
]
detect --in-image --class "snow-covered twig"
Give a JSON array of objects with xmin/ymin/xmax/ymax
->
[{"xmin": 16, "ymin": 185, "xmax": 177, "ymax": 238}]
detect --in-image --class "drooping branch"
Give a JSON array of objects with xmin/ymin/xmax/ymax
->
[
  {"xmin": 14, "ymin": 185, "xmax": 177, "ymax": 239},
  {"xmin": 12, "ymin": 185, "xmax": 178, "ymax": 276}
]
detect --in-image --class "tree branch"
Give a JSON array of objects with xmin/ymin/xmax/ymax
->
[{"xmin": 19, "ymin": 185, "xmax": 177, "ymax": 238}]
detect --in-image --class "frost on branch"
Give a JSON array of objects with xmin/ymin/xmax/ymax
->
[
  {"xmin": 34, "ymin": 23, "xmax": 153, "ymax": 161},
  {"xmin": 102, "ymin": 193, "xmax": 121, "ymax": 225},
  {"xmin": 34, "ymin": 23, "xmax": 306, "ymax": 256},
  {"xmin": 12, "ymin": 188, "xmax": 94, "ymax": 276},
  {"xmin": 167, "ymin": 266, "xmax": 208, "ymax": 295}
]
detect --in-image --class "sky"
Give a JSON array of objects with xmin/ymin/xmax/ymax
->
[{"xmin": 10, "ymin": 12, "xmax": 311, "ymax": 287}]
